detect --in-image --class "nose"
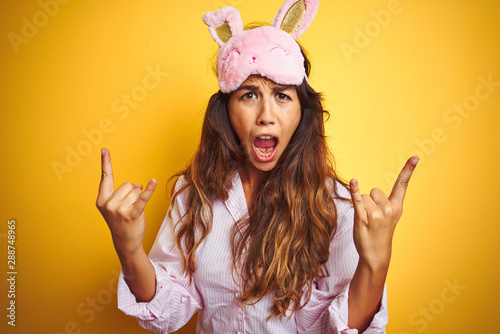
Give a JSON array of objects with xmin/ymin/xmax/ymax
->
[{"xmin": 256, "ymin": 98, "xmax": 276, "ymax": 126}]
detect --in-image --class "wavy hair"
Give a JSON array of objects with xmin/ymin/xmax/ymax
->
[{"xmin": 169, "ymin": 46, "xmax": 352, "ymax": 318}]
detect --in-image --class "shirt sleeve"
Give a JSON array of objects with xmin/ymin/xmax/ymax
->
[
  {"xmin": 295, "ymin": 180, "xmax": 388, "ymax": 333},
  {"xmin": 116, "ymin": 178, "xmax": 204, "ymax": 334}
]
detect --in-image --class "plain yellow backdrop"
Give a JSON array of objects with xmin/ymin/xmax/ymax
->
[{"xmin": 1, "ymin": 0, "xmax": 499, "ymax": 333}]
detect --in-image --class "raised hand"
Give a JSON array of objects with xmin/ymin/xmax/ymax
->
[
  {"xmin": 96, "ymin": 148, "xmax": 157, "ymax": 256},
  {"xmin": 349, "ymin": 156, "xmax": 419, "ymax": 269}
]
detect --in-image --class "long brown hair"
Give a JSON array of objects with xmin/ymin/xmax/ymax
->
[{"xmin": 169, "ymin": 48, "xmax": 351, "ymax": 318}]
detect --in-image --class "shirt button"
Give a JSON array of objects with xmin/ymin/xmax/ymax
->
[
  {"xmin": 237, "ymin": 332, "xmax": 243, "ymax": 334},
  {"xmin": 235, "ymin": 292, "xmax": 240, "ymax": 298}
]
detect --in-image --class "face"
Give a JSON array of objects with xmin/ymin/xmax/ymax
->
[{"xmin": 228, "ymin": 75, "xmax": 301, "ymax": 173}]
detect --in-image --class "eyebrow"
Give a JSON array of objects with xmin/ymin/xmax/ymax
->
[
  {"xmin": 272, "ymin": 85, "xmax": 295, "ymax": 92},
  {"xmin": 235, "ymin": 85, "xmax": 260, "ymax": 92},
  {"xmin": 234, "ymin": 84, "xmax": 296, "ymax": 93}
]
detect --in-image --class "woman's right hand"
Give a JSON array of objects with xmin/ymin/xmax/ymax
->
[{"xmin": 96, "ymin": 148, "xmax": 157, "ymax": 256}]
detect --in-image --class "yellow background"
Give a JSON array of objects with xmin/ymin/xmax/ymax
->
[{"xmin": 1, "ymin": 0, "xmax": 499, "ymax": 333}]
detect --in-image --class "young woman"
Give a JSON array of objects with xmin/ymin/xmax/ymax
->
[{"xmin": 96, "ymin": 1, "xmax": 418, "ymax": 333}]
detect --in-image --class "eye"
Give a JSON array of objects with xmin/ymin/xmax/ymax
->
[
  {"xmin": 269, "ymin": 47, "xmax": 289, "ymax": 55},
  {"xmin": 241, "ymin": 92, "xmax": 257, "ymax": 100},
  {"xmin": 276, "ymin": 93, "xmax": 291, "ymax": 101}
]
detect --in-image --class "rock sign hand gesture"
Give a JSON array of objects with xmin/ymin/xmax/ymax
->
[
  {"xmin": 346, "ymin": 156, "xmax": 418, "ymax": 330},
  {"xmin": 349, "ymin": 156, "xmax": 419, "ymax": 270},
  {"xmin": 95, "ymin": 148, "xmax": 157, "ymax": 256}
]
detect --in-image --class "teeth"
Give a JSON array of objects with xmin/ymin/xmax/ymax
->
[
  {"xmin": 256, "ymin": 146, "xmax": 274, "ymax": 157},
  {"xmin": 258, "ymin": 135, "xmax": 273, "ymax": 139}
]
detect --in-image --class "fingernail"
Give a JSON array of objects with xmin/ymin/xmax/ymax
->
[
  {"xmin": 101, "ymin": 148, "xmax": 105, "ymax": 156},
  {"xmin": 411, "ymin": 156, "xmax": 419, "ymax": 165}
]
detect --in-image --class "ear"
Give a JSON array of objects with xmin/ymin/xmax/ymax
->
[
  {"xmin": 202, "ymin": 6, "xmax": 244, "ymax": 47},
  {"xmin": 271, "ymin": 0, "xmax": 319, "ymax": 40}
]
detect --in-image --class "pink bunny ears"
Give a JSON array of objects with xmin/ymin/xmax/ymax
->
[{"xmin": 203, "ymin": 0, "xmax": 319, "ymax": 93}]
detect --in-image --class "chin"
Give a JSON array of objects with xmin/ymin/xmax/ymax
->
[{"xmin": 251, "ymin": 159, "xmax": 277, "ymax": 173}]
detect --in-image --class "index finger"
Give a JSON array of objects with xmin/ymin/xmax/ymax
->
[
  {"xmin": 98, "ymin": 148, "xmax": 114, "ymax": 200},
  {"xmin": 388, "ymin": 156, "xmax": 419, "ymax": 205}
]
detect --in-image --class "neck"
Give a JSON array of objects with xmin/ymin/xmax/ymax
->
[{"xmin": 239, "ymin": 161, "xmax": 266, "ymax": 214}]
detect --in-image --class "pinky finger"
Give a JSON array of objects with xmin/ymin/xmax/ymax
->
[
  {"xmin": 133, "ymin": 179, "xmax": 157, "ymax": 213},
  {"xmin": 349, "ymin": 179, "xmax": 364, "ymax": 214}
]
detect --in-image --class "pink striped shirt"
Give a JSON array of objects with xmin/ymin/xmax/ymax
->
[{"xmin": 117, "ymin": 172, "xmax": 388, "ymax": 333}]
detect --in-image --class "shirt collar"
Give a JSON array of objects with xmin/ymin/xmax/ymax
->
[{"xmin": 223, "ymin": 171, "xmax": 249, "ymax": 223}]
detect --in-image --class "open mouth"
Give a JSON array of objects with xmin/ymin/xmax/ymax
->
[{"xmin": 253, "ymin": 135, "xmax": 278, "ymax": 161}]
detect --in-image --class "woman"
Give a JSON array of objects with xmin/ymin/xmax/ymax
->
[{"xmin": 96, "ymin": 0, "xmax": 418, "ymax": 333}]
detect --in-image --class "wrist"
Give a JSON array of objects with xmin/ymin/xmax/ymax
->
[
  {"xmin": 356, "ymin": 237, "xmax": 393, "ymax": 272},
  {"xmin": 115, "ymin": 246, "xmax": 149, "ymax": 279},
  {"xmin": 357, "ymin": 254, "xmax": 390, "ymax": 275},
  {"xmin": 112, "ymin": 236, "xmax": 145, "ymax": 259}
]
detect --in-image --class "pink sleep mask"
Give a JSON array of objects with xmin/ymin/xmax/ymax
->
[{"xmin": 202, "ymin": 0, "xmax": 319, "ymax": 93}]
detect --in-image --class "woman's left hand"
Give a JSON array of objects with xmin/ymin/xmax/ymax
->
[{"xmin": 349, "ymin": 156, "xmax": 419, "ymax": 270}]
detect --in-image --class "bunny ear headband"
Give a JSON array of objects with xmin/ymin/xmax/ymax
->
[{"xmin": 202, "ymin": 0, "xmax": 319, "ymax": 93}]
